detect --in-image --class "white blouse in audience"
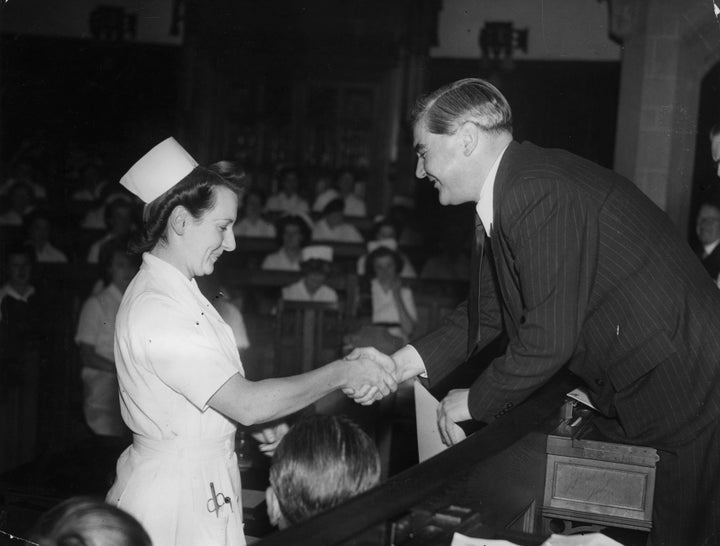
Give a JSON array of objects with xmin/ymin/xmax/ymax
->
[
  {"xmin": 265, "ymin": 193, "xmax": 309, "ymax": 216},
  {"xmin": 344, "ymin": 194, "xmax": 366, "ymax": 218},
  {"xmin": 35, "ymin": 242, "xmax": 68, "ymax": 263},
  {"xmin": 233, "ymin": 218, "xmax": 276, "ymax": 238},
  {"xmin": 261, "ymin": 249, "xmax": 301, "ymax": 271},
  {"xmin": 371, "ymin": 278, "xmax": 417, "ymax": 326},
  {"xmin": 311, "ymin": 219, "xmax": 363, "ymax": 243},
  {"xmin": 282, "ymin": 280, "xmax": 338, "ymax": 304}
]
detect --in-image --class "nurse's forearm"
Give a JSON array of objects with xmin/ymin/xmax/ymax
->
[{"xmin": 208, "ymin": 357, "xmax": 396, "ymax": 426}]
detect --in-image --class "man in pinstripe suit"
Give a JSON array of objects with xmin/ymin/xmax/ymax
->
[{"xmin": 349, "ymin": 78, "xmax": 720, "ymax": 545}]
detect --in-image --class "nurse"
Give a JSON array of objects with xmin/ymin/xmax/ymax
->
[{"xmin": 106, "ymin": 138, "xmax": 395, "ymax": 546}]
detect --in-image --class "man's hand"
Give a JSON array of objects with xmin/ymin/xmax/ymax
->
[
  {"xmin": 437, "ymin": 388, "xmax": 471, "ymax": 446},
  {"xmin": 341, "ymin": 347, "xmax": 398, "ymax": 405},
  {"xmin": 251, "ymin": 421, "xmax": 290, "ymax": 457}
]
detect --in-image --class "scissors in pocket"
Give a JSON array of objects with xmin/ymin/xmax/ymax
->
[{"xmin": 206, "ymin": 481, "xmax": 233, "ymax": 518}]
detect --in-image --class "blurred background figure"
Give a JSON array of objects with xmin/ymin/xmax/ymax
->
[
  {"xmin": 87, "ymin": 198, "xmax": 138, "ymax": 264},
  {"xmin": 311, "ymin": 198, "xmax": 363, "ymax": 243},
  {"xmin": 80, "ymin": 184, "xmax": 136, "ymax": 231},
  {"xmin": 75, "ymin": 240, "xmax": 139, "ymax": 443},
  {"xmin": 711, "ymin": 123, "xmax": 720, "ymax": 178},
  {"xmin": 0, "ymin": 160, "xmax": 47, "ymax": 200},
  {"xmin": 233, "ymin": 188, "xmax": 276, "ymax": 239},
  {"xmin": 356, "ymin": 218, "xmax": 417, "ymax": 279},
  {"xmin": 70, "ymin": 159, "xmax": 109, "ymax": 203},
  {"xmin": 281, "ymin": 245, "xmax": 338, "ymax": 304},
  {"xmin": 310, "ymin": 168, "xmax": 337, "ymax": 214},
  {"xmin": 366, "ymin": 244, "xmax": 417, "ymax": 344},
  {"xmin": 0, "ymin": 242, "xmax": 44, "ymax": 469},
  {"xmin": 386, "ymin": 195, "xmax": 424, "ymax": 247},
  {"xmin": 23, "ymin": 209, "xmax": 68, "ymax": 264},
  {"xmin": 336, "ymin": 168, "xmax": 366, "ymax": 218},
  {"xmin": 30, "ymin": 496, "xmax": 152, "ymax": 546},
  {"xmin": 261, "ymin": 215, "xmax": 311, "ymax": 272},
  {"xmin": 265, "ymin": 414, "xmax": 380, "ymax": 529},
  {"xmin": 694, "ymin": 197, "xmax": 720, "ymax": 283},
  {"xmin": 266, "ymin": 167, "xmax": 310, "ymax": 216},
  {"xmin": 197, "ymin": 272, "xmax": 251, "ymax": 358},
  {"xmin": 0, "ymin": 181, "xmax": 36, "ymax": 226}
]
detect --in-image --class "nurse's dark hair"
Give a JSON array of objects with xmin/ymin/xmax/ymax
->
[
  {"xmin": 130, "ymin": 165, "xmax": 244, "ymax": 254},
  {"xmin": 30, "ymin": 496, "xmax": 152, "ymax": 546},
  {"xmin": 411, "ymin": 77, "xmax": 513, "ymax": 136}
]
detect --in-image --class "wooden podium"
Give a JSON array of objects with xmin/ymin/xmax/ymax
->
[{"xmin": 542, "ymin": 410, "xmax": 658, "ymax": 534}]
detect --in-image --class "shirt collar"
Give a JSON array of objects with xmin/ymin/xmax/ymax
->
[
  {"xmin": 142, "ymin": 252, "xmax": 199, "ymax": 293},
  {"xmin": 475, "ymin": 143, "xmax": 510, "ymax": 236},
  {"xmin": 705, "ymin": 240, "xmax": 720, "ymax": 256},
  {"xmin": 0, "ymin": 283, "xmax": 35, "ymax": 302}
]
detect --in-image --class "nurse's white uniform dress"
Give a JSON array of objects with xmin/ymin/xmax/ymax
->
[{"xmin": 107, "ymin": 253, "xmax": 246, "ymax": 546}]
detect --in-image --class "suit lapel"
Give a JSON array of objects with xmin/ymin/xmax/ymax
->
[{"xmin": 491, "ymin": 143, "xmax": 523, "ymax": 338}]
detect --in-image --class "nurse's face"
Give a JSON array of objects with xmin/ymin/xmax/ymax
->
[{"xmin": 184, "ymin": 186, "xmax": 238, "ymax": 278}]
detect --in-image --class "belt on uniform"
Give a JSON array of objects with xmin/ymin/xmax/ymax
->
[{"xmin": 132, "ymin": 432, "xmax": 235, "ymax": 461}]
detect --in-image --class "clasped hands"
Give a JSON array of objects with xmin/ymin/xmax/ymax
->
[
  {"xmin": 342, "ymin": 346, "xmax": 471, "ymax": 446},
  {"xmin": 341, "ymin": 346, "xmax": 399, "ymax": 405}
]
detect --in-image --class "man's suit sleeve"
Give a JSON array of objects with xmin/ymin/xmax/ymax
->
[
  {"xmin": 412, "ymin": 248, "xmax": 504, "ymax": 387},
  {"xmin": 467, "ymin": 177, "xmax": 597, "ymax": 423}
]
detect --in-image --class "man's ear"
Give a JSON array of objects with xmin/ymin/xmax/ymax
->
[
  {"xmin": 266, "ymin": 486, "xmax": 283, "ymax": 528},
  {"xmin": 168, "ymin": 206, "xmax": 189, "ymax": 236},
  {"xmin": 459, "ymin": 120, "xmax": 480, "ymax": 157}
]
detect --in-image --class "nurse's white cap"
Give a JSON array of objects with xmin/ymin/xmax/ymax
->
[
  {"xmin": 301, "ymin": 245, "xmax": 333, "ymax": 263},
  {"xmin": 367, "ymin": 238, "xmax": 398, "ymax": 253},
  {"xmin": 119, "ymin": 137, "xmax": 198, "ymax": 203}
]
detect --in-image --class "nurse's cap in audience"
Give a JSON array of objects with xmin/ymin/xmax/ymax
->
[
  {"xmin": 367, "ymin": 239, "xmax": 398, "ymax": 253},
  {"xmin": 119, "ymin": 137, "xmax": 198, "ymax": 204},
  {"xmin": 301, "ymin": 245, "xmax": 333, "ymax": 263}
]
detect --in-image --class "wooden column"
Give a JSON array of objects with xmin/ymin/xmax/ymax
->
[{"xmin": 610, "ymin": 0, "xmax": 720, "ymax": 235}]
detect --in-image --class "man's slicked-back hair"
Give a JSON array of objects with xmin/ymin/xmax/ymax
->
[{"xmin": 411, "ymin": 77, "xmax": 513, "ymax": 136}]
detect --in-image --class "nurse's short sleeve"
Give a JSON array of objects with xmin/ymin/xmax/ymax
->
[{"xmin": 130, "ymin": 296, "xmax": 238, "ymax": 410}]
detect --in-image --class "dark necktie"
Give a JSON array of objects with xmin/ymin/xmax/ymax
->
[{"xmin": 467, "ymin": 213, "xmax": 486, "ymax": 355}]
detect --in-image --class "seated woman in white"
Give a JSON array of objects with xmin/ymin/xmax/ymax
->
[
  {"xmin": 262, "ymin": 215, "xmax": 312, "ymax": 271},
  {"xmin": 233, "ymin": 188, "xmax": 276, "ymax": 239},
  {"xmin": 367, "ymin": 245, "xmax": 417, "ymax": 343},
  {"xmin": 266, "ymin": 168, "xmax": 310, "ymax": 216},
  {"xmin": 282, "ymin": 245, "xmax": 338, "ymax": 304},
  {"xmin": 311, "ymin": 198, "xmax": 363, "ymax": 243},
  {"xmin": 356, "ymin": 218, "xmax": 417, "ymax": 279},
  {"xmin": 75, "ymin": 241, "xmax": 140, "ymax": 439}
]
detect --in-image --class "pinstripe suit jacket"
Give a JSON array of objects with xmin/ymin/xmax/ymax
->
[{"xmin": 414, "ymin": 141, "xmax": 720, "ymax": 447}]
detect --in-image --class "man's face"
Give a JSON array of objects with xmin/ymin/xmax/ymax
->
[
  {"xmin": 413, "ymin": 121, "xmax": 471, "ymax": 206},
  {"xmin": 712, "ymin": 134, "xmax": 720, "ymax": 178},
  {"xmin": 697, "ymin": 204, "xmax": 720, "ymax": 246}
]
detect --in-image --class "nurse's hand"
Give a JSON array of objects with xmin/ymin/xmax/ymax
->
[
  {"xmin": 341, "ymin": 350, "xmax": 397, "ymax": 405},
  {"xmin": 437, "ymin": 389, "xmax": 470, "ymax": 446},
  {"xmin": 251, "ymin": 422, "xmax": 290, "ymax": 457}
]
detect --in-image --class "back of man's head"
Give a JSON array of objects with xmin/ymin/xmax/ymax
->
[{"xmin": 267, "ymin": 414, "xmax": 381, "ymax": 528}]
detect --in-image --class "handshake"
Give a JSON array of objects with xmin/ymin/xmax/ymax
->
[
  {"xmin": 339, "ymin": 346, "xmax": 408, "ymax": 406},
  {"xmin": 338, "ymin": 346, "xmax": 472, "ymax": 447}
]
